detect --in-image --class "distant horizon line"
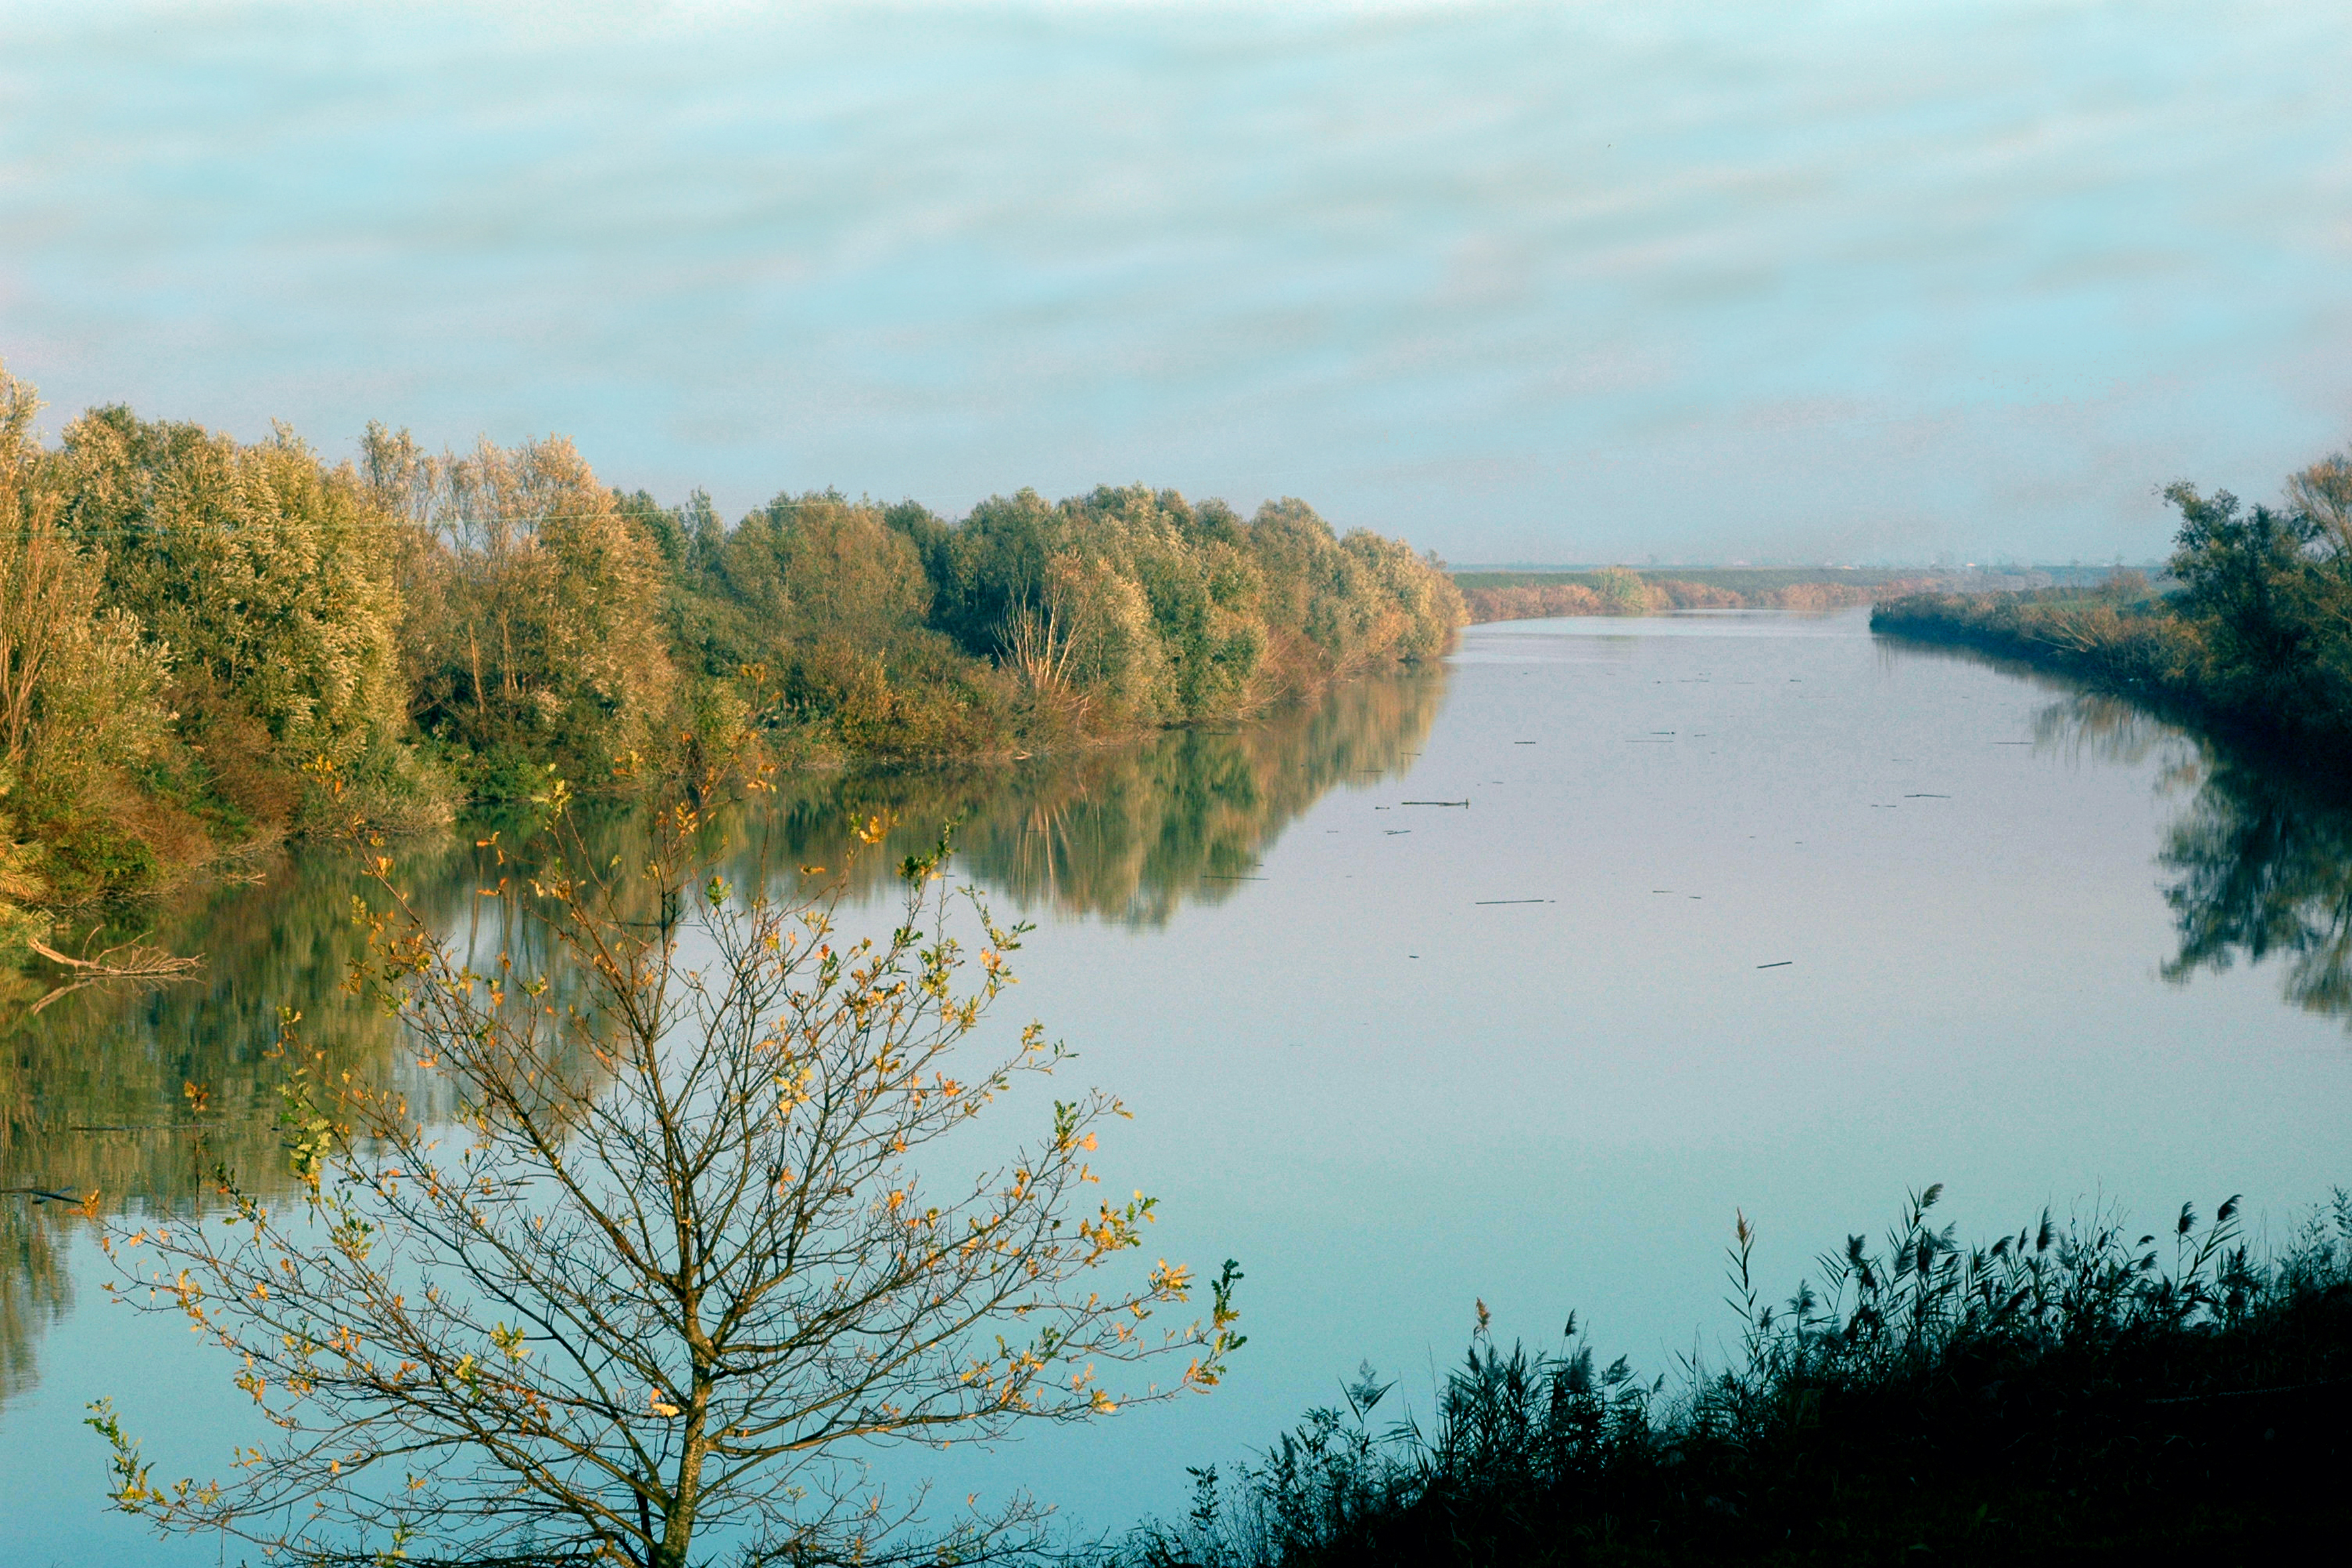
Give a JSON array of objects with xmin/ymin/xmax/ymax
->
[{"xmin": 1446, "ymin": 560, "xmax": 2169, "ymax": 574}]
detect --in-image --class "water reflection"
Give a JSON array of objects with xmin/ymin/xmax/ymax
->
[
  {"xmin": 0, "ymin": 671, "xmax": 1443, "ymax": 1406},
  {"xmin": 0, "ymin": 839, "xmax": 453, "ymax": 1410},
  {"xmin": 2154, "ymin": 753, "xmax": 2352, "ymax": 1022},
  {"xmin": 1882, "ymin": 631, "xmax": 2352, "ymax": 1028},
  {"xmin": 2030, "ymin": 690, "xmax": 2352, "ymax": 1028},
  {"xmin": 741, "ymin": 671, "xmax": 1442, "ymax": 922},
  {"xmin": 2029, "ymin": 691, "xmax": 2195, "ymax": 778}
]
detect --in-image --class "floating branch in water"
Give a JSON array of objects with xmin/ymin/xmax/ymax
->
[
  {"xmin": 1, "ymin": 1186, "xmax": 78, "ymax": 1204},
  {"xmin": 1399, "ymin": 800, "xmax": 1468, "ymax": 807},
  {"xmin": 1757, "ymin": 960, "xmax": 1794, "ymax": 969},
  {"xmin": 24, "ymin": 936, "xmax": 203, "ymax": 1015}
]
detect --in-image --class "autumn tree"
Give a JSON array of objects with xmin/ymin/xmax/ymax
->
[
  {"xmin": 362, "ymin": 426, "xmax": 676, "ymax": 784},
  {"xmin": 1245, "ymin": 499, "xmax": 1466, "ymax": 692},
  {"xmin": 718, "ymin": 492, "xmax": 934, "ymax": 649},
  {"xmin": 0, "ymin": 368, "xmax": 171, "ymax": 783},
  {"xmin": 2286, "ymin": 446, "xmax": 2352, "ymax": 560},
  {"xmin": 91, "ymin": 785, "xmax": 1243, "ymax": 1567},
  {"xmin": 52, "ymin": 406, "xmax": 406, "ymax": 783},
  {"xmin": 0, "ymin": 363, "xmax": 173, "ymax": 923}
]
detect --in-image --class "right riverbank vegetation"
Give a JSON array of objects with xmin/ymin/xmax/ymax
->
[
  {"xmin": 1874, "ymin": 440, "xmax": 2352, "ymax": 763},
  {"xmin": 1113, "ymin": 1184, "xmax": 2352, "ymax": 1565},
  {"xmin": 0, "ymin": 360, "xmax": 1461, "ymax": 937}
]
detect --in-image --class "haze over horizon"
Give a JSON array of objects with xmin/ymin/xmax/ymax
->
[{"xmin": 5, "ymin": 0, "xmax": 2349, "ymax": 566}]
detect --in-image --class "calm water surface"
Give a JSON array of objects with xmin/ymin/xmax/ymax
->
[{"xmin": 7, "ymin": 607, "xmax": 2352, "ymax": 1561}]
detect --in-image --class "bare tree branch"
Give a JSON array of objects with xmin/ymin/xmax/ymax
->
[{"xmin": 91, "ymin": 771, "xmax": 1243, "ymax": 1568}]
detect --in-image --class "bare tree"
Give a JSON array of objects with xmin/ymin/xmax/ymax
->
[{"xmin": 90, "ymin": 775, "xmax": 1243, "ymax": 1566}]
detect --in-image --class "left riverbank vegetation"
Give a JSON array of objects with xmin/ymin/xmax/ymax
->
[
  {"xmin": 0, "ymin": 359, "xmax": 1462, "ymax": 944},
  {"xmin": 88, "ymin": 774, "xmax": 1243, "ymax": 1567},
  {"xmin": 1113, "ymin": 1183, "xmax": 2352, "ymax": 1566},
  {"xmin": 1873, "ymin": 437, "xmax": 2352, "ymax": 757}
]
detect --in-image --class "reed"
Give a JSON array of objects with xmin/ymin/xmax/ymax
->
[{"xmin": 1113, "ymin": 1185, "xmax": 2352, "ymax": 1565}]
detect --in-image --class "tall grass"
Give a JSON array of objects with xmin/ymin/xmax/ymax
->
[{"xmin": 1113, "ymin": 1186, "xmax": 2352, "ymax": 1565}]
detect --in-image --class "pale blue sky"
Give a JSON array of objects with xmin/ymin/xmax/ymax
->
[{"xmin": 5, "ymin": 0, "xmax": 2350, "ymax": 562}]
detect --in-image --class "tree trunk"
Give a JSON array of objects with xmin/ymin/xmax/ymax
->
[{"xmin": 657, "ymin": 1388, "xmax": 710, "ymax": 1568}]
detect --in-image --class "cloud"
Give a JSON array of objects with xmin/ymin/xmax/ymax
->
[{"xmin": 3, "ymin": 0, "xmax": 2349, "ymax": 558}]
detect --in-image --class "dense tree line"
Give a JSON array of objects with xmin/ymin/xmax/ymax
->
[{"xmin": 0, "ymin": 362, "xmax": 1460, "ymax": 929}]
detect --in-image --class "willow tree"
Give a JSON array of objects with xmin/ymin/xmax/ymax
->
[
  {"xmin": 362, "ymin": 426, "xmax": 676, "ymax": 783},
  {"xmin": 90, "ymin": 785, "xmax": 1241, "ymax": 1567},
  {"xmin": 0, "ymin": 362, "xmax": 172, "ymax": 918},
  {"xmin": 51, "ymin": 406, "xmax": 405, "ymax": 777}
]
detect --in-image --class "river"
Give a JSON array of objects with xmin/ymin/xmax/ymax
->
[{"xmin": 6, "ymin": 606, "xmax": 2351, "ymax": 1561}]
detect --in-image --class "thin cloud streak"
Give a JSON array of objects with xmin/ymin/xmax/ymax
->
[{"xmin": 3, "ymin": 0, "xmax": 2349, "ymax": 562}]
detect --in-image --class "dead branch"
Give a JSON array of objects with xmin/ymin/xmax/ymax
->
[{"xmin": 27, "ymin": 936, "xmax": 202, "ymax": 979}]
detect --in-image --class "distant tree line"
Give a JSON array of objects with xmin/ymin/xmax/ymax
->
[
  {"xmin": 0, "ymin": 360, "xmax": 1461, "ymax": 927},
  {"xmin": 1458, "ymin": 566, "xmax": 1942, "ymax": 623}
]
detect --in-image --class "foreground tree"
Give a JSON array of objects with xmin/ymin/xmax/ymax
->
[{"xmin": 91, "ymin": 780, "xmax": 1242, "ymax": 1566}]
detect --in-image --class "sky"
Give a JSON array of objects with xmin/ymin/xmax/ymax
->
[{"xmin": 4, "ymin": 0, "xmax": 2351, "ymax": 564}]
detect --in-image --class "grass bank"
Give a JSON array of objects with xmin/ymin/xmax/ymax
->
[
  {"xmin": 1875, "ymin": 443, "xmax": 2352, "ymax": 765},
  {"xmin": 1113, "ymin": 1185, "xmax": 2352, "ymax": 1566},
  {"xmin": 1869, "ymin": 578, "xmax": 2216, "ymax": 722}
]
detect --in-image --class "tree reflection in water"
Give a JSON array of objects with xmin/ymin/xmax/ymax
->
[
  {"xmin": 2155, "ymin": 756, "xmax": 2352, "ymax": 1022},
  {"xmin": 736, "ymin": 669, "xmax": 1445, "ymax": 923},
  {"xmin": 0, "ymin": 670, "xmax": 1445, "ymax": 1407},
  {"xmin": 2033, "ymin": 690, "xmax": 2352, "ymax": 1026}
]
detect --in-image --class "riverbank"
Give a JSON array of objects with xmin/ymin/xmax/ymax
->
[
  {"xmin": 1873, "ymin": 452, "xmax": 2352, "ymax": 767},
  {"xmin": 1870, "ymin": 580, "xmax": 2209, "ymax": 711},
  {"xmin": 0, "ymin": 360, "xmax": 1461, "ymax": 933},
  {"xmin": 1871, "ymin": 574, "xmax": 2352, "ymax": 763},
  {"xmin": 1456, "ymin": 568, "xmax": 1968, "ymax": 624},
  {"xmin": 1117, "ymin": 1185, "xmax": 2352, "ymax": 1566}
]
